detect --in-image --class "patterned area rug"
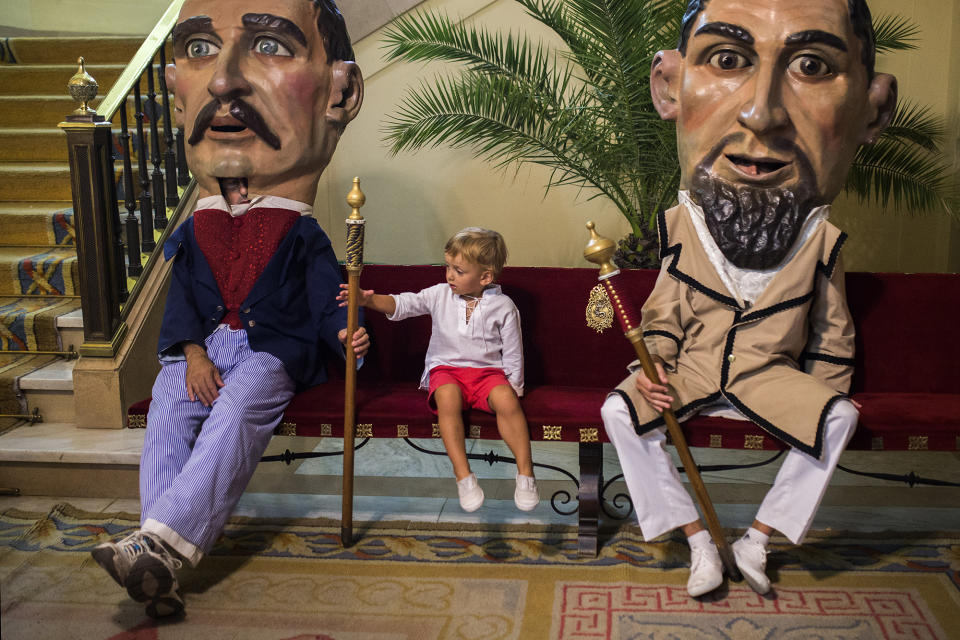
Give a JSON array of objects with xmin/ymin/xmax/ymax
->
[{"xmin": 1, "ymin": 504, "xmax": 958, "ymax": 639}]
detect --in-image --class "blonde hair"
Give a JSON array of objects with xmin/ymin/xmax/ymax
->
[{"xmin": 444, "ymin": 227, "xmax": 508, "ymax": 279}]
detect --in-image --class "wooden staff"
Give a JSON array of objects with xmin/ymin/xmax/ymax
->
[
  {"xmin": 341, "ymin": 177, "xmax": 366, "ymax": 547},
  {"xmin": 583, "ymin": 221, "xmax": 740, "ymax": 580}
]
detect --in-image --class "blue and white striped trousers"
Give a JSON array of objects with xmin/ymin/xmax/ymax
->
[{"xmin": 140, "ymin": 326, "xmax": 295, "ymax": 565}]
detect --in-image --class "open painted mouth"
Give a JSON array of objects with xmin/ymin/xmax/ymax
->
[
  {"xmin": 726, "ymin": 154, "xmax": 789, "ymax": 176},
  {"xmin": 211, "ymin": 124, "xmax": 248, "ymax": 134}
]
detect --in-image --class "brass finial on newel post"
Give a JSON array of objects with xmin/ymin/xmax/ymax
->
[{"xmin": 67, "ymin": 57, "xmax": 100, "ymax": 120}]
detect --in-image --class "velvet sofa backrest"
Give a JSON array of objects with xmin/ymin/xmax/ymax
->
[
  {"xmin": 846, "ymin": 272, "xmax": 960, "ymax": 394},
  {"xmin": 352, "ymin": 264, "xmax": 643, "ymax": 388},
  {"xmin": 349, "ymin": 265, "xmax": 959, "ymax": 394}
]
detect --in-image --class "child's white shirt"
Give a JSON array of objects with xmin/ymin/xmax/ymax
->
[{"xmin": 388, "ymin": 283, "xmax": 524, "ymax": 396}]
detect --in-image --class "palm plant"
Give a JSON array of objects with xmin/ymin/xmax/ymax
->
[{"xmin": 382, "ymin": 0, "xmax": 956, "ymax": 266}]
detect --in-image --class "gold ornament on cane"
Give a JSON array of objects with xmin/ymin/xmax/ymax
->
[{"xmin": 586, "ymin": 284, "xmax": 614, "ymax": 333}]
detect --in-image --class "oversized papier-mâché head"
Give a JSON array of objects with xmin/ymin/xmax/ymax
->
[
  {"xmin": 166, "ymin": 0, "xmax": 363, "ymax": 204},
  {"xmin": 651, "ymin": 0, "xmax": 897, "ymax": 269}
]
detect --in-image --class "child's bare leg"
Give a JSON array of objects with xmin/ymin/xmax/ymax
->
[
  {"xmin": 434, "ymin": 384, "xmax": 471, "ymax": 480},
  {"xmin": 487, "ymin": 385, "xmax": 534, "ymax": 477}
]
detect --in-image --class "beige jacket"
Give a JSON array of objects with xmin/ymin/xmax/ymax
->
[{"xmin": 614, "ymin": 205, "xmax": 855, "ymax": 459}]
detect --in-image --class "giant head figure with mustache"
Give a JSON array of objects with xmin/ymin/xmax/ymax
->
[
  {"xmin": 651, "ymin": 0, "xmax": 896, "ymax": 269},
  {"xmin": 166, "ymin": 0, "xmax": 363, "ymax": 204}
]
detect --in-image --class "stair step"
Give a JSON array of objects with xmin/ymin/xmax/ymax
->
[
  {"xmin": 0, "ymin": 204, "xmax": 74, "ymax": 246},
  {"xmin": 0, "ymin": 127, "xmax": 172, "ymax": 164},
  {"xmin": 3, "ymin": 37, "xmax": 155, "ymax": 65},
  {"xmin": 0, "ymin": 129, "xmax": 69, "ymax": 163},
  {"xmin": 18, "ymin": 357, "xmax": 76, "ymax": 392},
  {"xmin": 0, "ymin": 93, "xmax": 173, "ymax": 129},
  {"xmin": 0, "ymin": 246, "xmax": 79, "ymax": 297},
  {"xmin": 0, "ymin": 295, "xmax": 81, "ymax": 352},
  {"xmin": 0, "ymin": 64, "xmax": 126, "ymax": 96},
  {"xmin": 0, "ymin": 162, "xmax": 146, "ymax": 202},
  {"xmin": 0, "ymin": 163, "xmax": 73, "ymax": 201}
]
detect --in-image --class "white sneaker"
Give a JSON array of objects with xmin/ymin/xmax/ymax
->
[
  {"xmin": 687, "ymin": 544, "xmax": 724, "ymax": 597},
  {"xmin": 733, "ymin": 536, "xmax": 771, "ymax": 595},
  {"xmin": 457, "ymin": 473, "xmax": 484, "ymax": 512},
  {"xmin": 514, "ymin": 474, "xmax": 540, "ymax": 511}
]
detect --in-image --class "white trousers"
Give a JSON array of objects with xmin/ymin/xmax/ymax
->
[{"xmin": 600, "ymin": 395, "xmax": 858, "ymax": 544}]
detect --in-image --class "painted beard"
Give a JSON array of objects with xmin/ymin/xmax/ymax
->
[{"xmin": 689, "ymin": 145, "xmax": 820, "ymax": 270}]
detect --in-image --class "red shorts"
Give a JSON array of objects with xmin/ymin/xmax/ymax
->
[{"xmin": 427, "ymin": 365, "xmax": 510, "ymax": 414}]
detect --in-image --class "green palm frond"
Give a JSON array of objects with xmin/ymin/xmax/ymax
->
[
  {"xmin": 873, "ymin": 13, "xmax": 920, "ymax": 54},
  {"xmin": 384, "ymin": 72, "xmax": 635, "ymax": 214},
  {"xmin": 877, "ymin": 100, "xmax": 943, "ymax": 151},
  {"xmin": 381, "ymin": 11, "xmax": 574, "ymax": 108}
]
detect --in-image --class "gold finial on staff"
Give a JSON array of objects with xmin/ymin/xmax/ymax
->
[
  {"xmin": 583, "ymin": 221, "xmax": 619, "ymax": 278},
  {"xmin": 346, "ymin": 176, "xmax": 366, "ymax": 220}
]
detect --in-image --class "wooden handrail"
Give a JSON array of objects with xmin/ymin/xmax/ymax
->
[{"xmin": 97, "ymin": 0, "xmax": 185, "ymax": 120}]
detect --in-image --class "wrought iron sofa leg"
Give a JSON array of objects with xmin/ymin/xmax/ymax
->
[{"xmin": 577, "ymin": 441, "xmax": 603, "ymax": 557}]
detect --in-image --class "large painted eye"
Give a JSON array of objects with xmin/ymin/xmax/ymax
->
[
  {"xmin": 708, "ymin": 50, "xmax": 750, "ymax": 71},
  {"xmin": 253, "ymin": 36, "xmax": 292, "ymax": 57},
  {"xmin": 789, "ymin": 55, "xmax": 832, "ymax": 77},
  {"xmin": 186, "ymin": 39, "xmax": 220, "ymax": 58}
]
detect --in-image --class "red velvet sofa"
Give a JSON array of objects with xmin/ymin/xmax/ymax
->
[{"xmin": 130, "ymin": 265, "xmax": 960, "ymax": 555}]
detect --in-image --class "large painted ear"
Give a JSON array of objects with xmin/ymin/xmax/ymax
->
[
  {"xmin": 165, "ymin": 63, "xmax": 184, "ymax": 128},
  {"xmin": 860, "ymin": 73, "xmax": 897, "ymax": 145},
  {"xmin": 650, "ymin": 49, "xmax": 681, "ymax": 121},
  {"xmin": 326, "ymin": 60, "xmax": 364, "ymax": 131}
]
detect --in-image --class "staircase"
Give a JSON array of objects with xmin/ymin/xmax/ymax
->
[{"xmin": 0, "ymin": 37, "xmax": 141, "ymax": 432}]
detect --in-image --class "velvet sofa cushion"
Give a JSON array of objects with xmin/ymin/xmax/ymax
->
[{"xmin": 128, "ymin": 266, "xmax": 960, "ymax": 451}]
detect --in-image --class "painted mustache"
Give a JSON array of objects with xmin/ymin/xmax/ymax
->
[{"xmin": 188, "ymin": 99, "xmax": 282, "ymax": 150}]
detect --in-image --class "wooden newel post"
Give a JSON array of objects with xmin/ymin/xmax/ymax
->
[
  {"xmin": 341, "ymin": 177, "xmax": 366, "ymax": 547},
  {"xmin": 59, "ymin": 57, "xmax": 128, "ymax": 357},
  {"xmin": 583, "ymin": 222, "xmax": 741, "ymax": 581}
]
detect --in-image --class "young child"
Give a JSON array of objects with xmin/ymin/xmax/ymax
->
[{"xmin": 340, "ymin": 227, "xmax": 538, "ymax": 512}]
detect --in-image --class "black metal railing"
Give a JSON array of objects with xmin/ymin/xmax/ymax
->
[{"xmin": 61, "ymin": 0, "xmax": 193, "ymax": 357}]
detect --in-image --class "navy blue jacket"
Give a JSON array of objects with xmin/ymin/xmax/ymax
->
[{"xmin": 157, "ymin": 214, "xmax": 354, "ymax": 389}]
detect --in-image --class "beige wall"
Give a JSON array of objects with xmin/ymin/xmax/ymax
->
[
  {"xmin": 0, "ymin": 0, "xmax": 171, "ymax": 35},
  {"xmin": 317, "ymin": 0, "xmax": 959, "ymax": 272},
  {"xmin": 316, "ymin": 0, "xmax": 630, "ymax": 269},
  {"xmin": 829, "ymin": 0, "xmax": 960, "ymax": 273}
]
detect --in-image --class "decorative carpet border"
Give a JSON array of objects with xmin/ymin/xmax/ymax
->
[{"xmin": 1, "ymin": 503, "xmax": 959, "ymax": 596}]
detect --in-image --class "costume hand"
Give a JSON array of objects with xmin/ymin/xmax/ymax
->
[
  {"xmin": 183, "ymin": 344, "xmax": 224, "ymax": 407},
  {"xmin": 337, "ymin": 283, "xmax": 374, "ymax": 307},
  {"xmin": 635, "ymin": 358, "xmax": 673, "ymax": 413},
  {"xmin": 339, "ymin": 326, "xmax": 370, "ymax": 357}
]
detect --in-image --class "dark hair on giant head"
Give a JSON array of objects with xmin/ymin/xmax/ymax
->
[
  {"xmin": 676, "ymin": 0, "xmax": 876, "ymax": 78},
  {"xmin": 312, "ymin": 0, "xmax": 355, "ymax": 62}
]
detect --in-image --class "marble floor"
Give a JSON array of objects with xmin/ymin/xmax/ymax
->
[{"xmin": 1, "ymin": 422, "xmax": 959, "ymax": 538}]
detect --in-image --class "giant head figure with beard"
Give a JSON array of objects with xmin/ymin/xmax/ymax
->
[{"xmin": 650, "ymin": 0, "xmax": 897, "ymax": 269}]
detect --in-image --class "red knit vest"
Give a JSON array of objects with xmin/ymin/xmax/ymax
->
[{"xmin": 193, "ymin": 207, "xmax": 300, "ymax": 329}]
